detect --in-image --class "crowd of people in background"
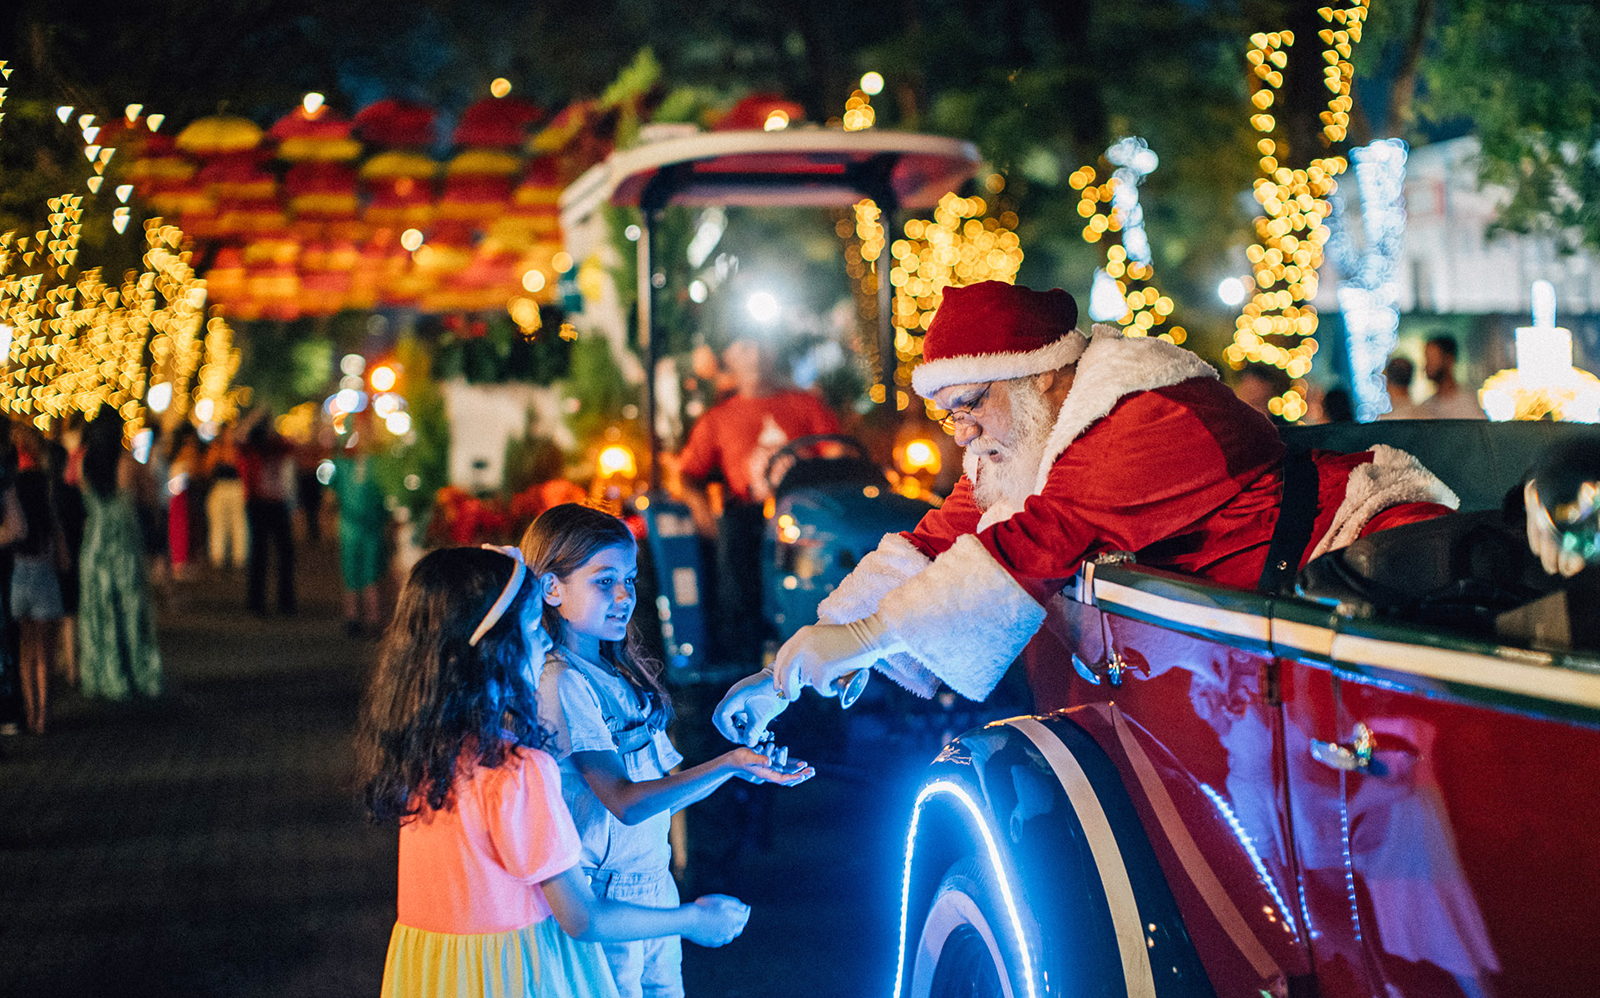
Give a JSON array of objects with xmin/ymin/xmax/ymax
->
[
  {"xmin": 1233, "ymin": 333, "xmax": 1487, "ymax": 424},
  {"xmin": 0, "ymin": 408, "xmax": 335, "ymax": 738}
]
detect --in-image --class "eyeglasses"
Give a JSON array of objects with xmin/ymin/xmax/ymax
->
[
  {"xmin": 470, "ymin": 544, "xmax": 527, "ymax": 647},
  {"xmin": 939, "ymin": 384, "xmax": 992, "ymax": 433}
]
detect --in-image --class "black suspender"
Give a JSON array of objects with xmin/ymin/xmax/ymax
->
[{"xmin": 1257, "ymin": 450, "xmax": 1319, "ymax": 597}]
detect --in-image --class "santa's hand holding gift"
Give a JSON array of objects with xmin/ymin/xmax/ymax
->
[{"xmin": 714, "ymin": 281, "xmax": 1459, "ymax": 745}]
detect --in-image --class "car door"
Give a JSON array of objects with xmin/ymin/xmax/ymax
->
[
  {"xmin": 1033, "ymin": 564, "xmax": 1315, "ymax": 996},
  {"xmin": 1272, "ymin": 604, "xmax": 1375, "ymax": 998},
  {"xmin": 1312, "ymin": 617, "xmax": 1600, "ymax": 997}
]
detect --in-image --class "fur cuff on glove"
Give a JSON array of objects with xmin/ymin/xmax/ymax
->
[
  {"xmin": 872, "ymin": 651, "xmax": 942, "ymax": 699},
  {"xmin": 817, "ymin": 533, "xmax": 939, "ymax": 697},
  {"xmin": 877, "ymin": 533, "xmax": 1046, "ymax": 701},
  {"xmin": 1308, "ymin": 444, "xmax": 1461, "ymax": 560},
  {"xmin": 817, "ymin": 533, "xmax": 930, "ymax": 624}
]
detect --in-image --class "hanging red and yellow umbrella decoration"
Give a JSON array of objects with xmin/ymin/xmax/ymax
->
[{"xmin": 110, "ymin": 85, "xmax": 581, "ymax": 322}]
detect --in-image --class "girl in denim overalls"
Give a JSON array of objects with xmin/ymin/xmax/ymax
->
[{"xmin": 521, "ymin": 504, "xmax": 812, "ymax": 998}]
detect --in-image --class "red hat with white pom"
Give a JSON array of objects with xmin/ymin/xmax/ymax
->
[{"xmin": 911, "ymin": 281, "xmax": 1088, "ymax": 398}]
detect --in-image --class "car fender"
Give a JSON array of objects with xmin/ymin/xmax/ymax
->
[{"xmin": 896, "ymin": 713, "xmax": 1215, "ymax": 998}]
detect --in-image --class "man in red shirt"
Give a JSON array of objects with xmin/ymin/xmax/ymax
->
[
  {"xmin": 676, "ymin": 339, "xmax": 839, "ymax": 504},
  {"xmin": 673, "ymin": 337, "xmax": 839, "ymax": 663}
]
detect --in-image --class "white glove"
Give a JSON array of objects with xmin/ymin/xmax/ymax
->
[
  {"xmin": 772, "ymin": 612, "xmax": 903, "ymax": 701},
  {"xmin": 713, "ymin": 669, "xmax": 789, "ymax": 746},
  {"xmin": 1526, "ymin": 479, "xmax": 1587, "ymax": 578}
]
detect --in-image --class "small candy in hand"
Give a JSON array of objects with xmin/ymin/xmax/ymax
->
[{"xmin": 750, "ymin": 730, "xmax": 809, "ymax": 776}]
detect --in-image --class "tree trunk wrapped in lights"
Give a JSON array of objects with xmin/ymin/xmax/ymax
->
[
  {"xmin": 1072, "ymin": 138, "xmax": 1186, "ymax": 349},
  {"xmin": 1222, "ymin": 0, "xmax": 1373, "ymax": 422}
]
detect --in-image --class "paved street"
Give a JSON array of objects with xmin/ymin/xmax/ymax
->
[{"xmin": 0, "ymin": 544, "xmax": 926, "ymax": 997}]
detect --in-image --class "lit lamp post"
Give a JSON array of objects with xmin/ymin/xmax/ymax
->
[
  {"xmin": 591, "ymin": 442, "xmax": 639, "ymax": 514},
  {"xmin": 1480, "ymin": 280, "xmax": 1600, "ymax": 422},
  {"xmin": 894, "ymin": 436, "xmax": 942, "ymax": 500}
]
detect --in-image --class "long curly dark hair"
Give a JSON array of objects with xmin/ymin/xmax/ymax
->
[
  {"xmin": 520, "ymin": 503, "xmax": 672, "ymax": 730},
  {"xmin": 356, "ymin": 546, "xmax": 547, "ymax": 824}
]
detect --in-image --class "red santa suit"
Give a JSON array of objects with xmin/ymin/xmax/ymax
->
[{"xmin": 815, "ymin": 284, "xmax": 1456, "ymax": 702}]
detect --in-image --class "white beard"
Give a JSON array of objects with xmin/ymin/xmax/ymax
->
[{"xmin": 965, "ymin": 380, "xmax": 1055, "ymax": 513}]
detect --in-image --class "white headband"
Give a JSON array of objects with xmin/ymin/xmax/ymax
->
[{"xmin": 469, "ymin": 544, "xmax": 527, "ymax": 647}]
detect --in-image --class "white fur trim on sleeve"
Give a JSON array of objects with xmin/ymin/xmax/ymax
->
[
  {"xmin": 817, "ymin": 533, "xmax": 930, "ymax": 624},
  {"xmin": 817, "ymin": 533, "xmax": 941, "ymax": 697},
  {"xmin": 1307, "ymin": 444, "xmax": 1460, "ymax": 560},
  {"xmin": 876, "ymin": 533, "xmax": 1046, "ymax": 701},
  {"xmin": 873, "ymin": 651, "xmax": 943, "ymax": 698},
  {"xmin": 912, "ymin": 330, "xmax": 1088, "ymax": 398}
]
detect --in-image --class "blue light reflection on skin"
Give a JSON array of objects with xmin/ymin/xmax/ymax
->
[
  {"xmin": 1199, "ymin": 783, "xmax": 1298, "ymax": 940},
  {"xmin": 894, "ymin": 779, "xmax": 1039, "ymax": 998}
]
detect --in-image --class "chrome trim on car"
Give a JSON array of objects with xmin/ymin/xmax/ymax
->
[
  {"xmin": 1327, "ymin": 633, "xmax": 1600, "ymax": 711},
  {"xmin": 1094, "ymin": 578, "xmax": 1273, "ymax": 646},
  {"xmin": 1269, "ymin": 618, "xmax": 1335, "ymax": 660},
  {"xmin": 1309, "ymin": 722, "xmax": 1375, "ymax": 773},
  {"xmin": 1091, "ymin": 564, "xmax": 1600, "ymax": 718}
]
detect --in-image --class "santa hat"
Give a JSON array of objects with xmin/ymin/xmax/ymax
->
[{"xmin": 911, "ymin": 281, "xmax": 1087, "ymax": 398}]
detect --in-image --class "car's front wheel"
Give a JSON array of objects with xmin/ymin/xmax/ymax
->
[{"xmin": 910, "ymin": 858, "xmax": 1021, "ymax": 998}]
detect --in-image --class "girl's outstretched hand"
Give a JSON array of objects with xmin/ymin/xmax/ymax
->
[
  {"xmin": 723, "ymin": 746, "xmax": 815, "ymax": 785},
  {"xmin": 685, "ymin": 895, "xmax": 751, "ymax": 947}
]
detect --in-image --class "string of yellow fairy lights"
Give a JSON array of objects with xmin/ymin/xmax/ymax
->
[
  {"xmin": 1068, "ymin": 163, "xmax": 1187, "ymax": 346},
  {"xmin": 842, "ymin": 89, "xmax": 876, "ymax": 132},
  {"xmin": 837, "ymin": 200, "xmax": 884, "ymax": 388},
  {"xmin": 836, "ymin": 83, "xmax": 1026, "ymax": 419},
  {"xmin": 1223, "ymin": 1, "xmax": 1369, "ymax": 421},
  {"xmin": 888, "ymin": 191, "xmax": 1024, "ymax": 418},
  {"xmin": 0, "ymin": 63, "xmax": 242, "ymax": 435},
  {"xmin": 845, "ymin": 191, "xmax": 1024, "ymax": 417}
]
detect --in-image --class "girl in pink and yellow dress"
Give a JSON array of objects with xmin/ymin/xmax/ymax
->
[{"xmin": 356, "ymin": 544, "xmax": 750, "ymax": 998}]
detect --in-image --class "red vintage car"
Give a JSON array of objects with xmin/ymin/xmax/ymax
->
[{"xmin": 894, "ymin": 419, "xmax": 1600, "ymax": 998}]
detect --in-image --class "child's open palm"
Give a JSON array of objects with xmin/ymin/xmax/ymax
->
[{"xmin": 725, "ymin": 746, "xmax": 814, "ymax": 785}]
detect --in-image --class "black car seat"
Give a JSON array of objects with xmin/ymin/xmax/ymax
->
[
  {"xmin": 1281, "ymin": 419, "xmax": 1599, "ymax": 512},
  {"xmin": 1297, "ymin": 507, "xmax": 1560, "ymax": 634},
  {"xmin": 1291, "ymin": 424, "xmax": 1600, "ymax": 639}
]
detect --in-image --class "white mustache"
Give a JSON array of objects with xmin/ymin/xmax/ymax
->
[
  {"xmin": 962, "ymin": 437, "xmax": 1011, "ymax": 478},
  {"xmin": 965, "ymin": 435, "xmax": 1011, "ymax": 459}
]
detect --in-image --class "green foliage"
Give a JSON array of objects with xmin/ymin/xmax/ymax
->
[
  {"xmin": 1418, "ymin": 0, "xmax": 1600, "ymax": 250},
  {"xmin": 502, "ymin": 426, "xmax": 566, "ymax": 494},
  {"xmin": 604, "ymin": 202, "xmax": 706, "ymax": 357},
  {"xmin": 903, "ymin": 0, "xmax": 1259, "ymax": 328},
  {"xmin": 565, "ymin": 337, "xmax": 639, "ymax": 447},
  {"xmin": 290, "ymin": 339, "xmax": 335, "ymax": 399},
  {"xmin": 432, "ymin": 315, "xmax": 573, "ymax": 385},
  {"xmin": 232, "ymin": 319, "xmax": 311, "ymax": 414},
  {"xmin": 602, "ymin": 47, "xmax": 664, "ymax": 109},
  {"xmin": 813, "ymin": 354, "xmax": 869, "ymax": 415},
  {"xmin": 653, "ymin": 85, "xmax": 726, "ymax": 125}
]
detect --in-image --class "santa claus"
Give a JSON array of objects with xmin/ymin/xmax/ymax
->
[{"xmin": 714, "ymin": 280, "xmax": 1457, "ymax": 743}]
